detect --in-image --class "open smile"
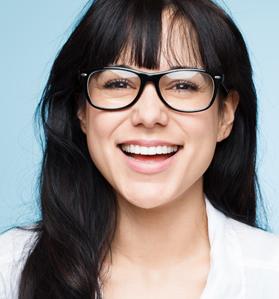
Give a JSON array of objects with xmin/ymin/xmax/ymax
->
[{"xmin": 117, "ymin": 143, "xmax": 183, "ymax": 174}]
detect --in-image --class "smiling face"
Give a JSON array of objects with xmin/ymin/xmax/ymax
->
[{"xmin": 78, "ymin": 10, "xmax": 238, "ymax": 210}]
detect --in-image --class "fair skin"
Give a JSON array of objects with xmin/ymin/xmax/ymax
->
[{"xmin": 78, "ymin": 12, "xmax": 239, "ymax": 299}]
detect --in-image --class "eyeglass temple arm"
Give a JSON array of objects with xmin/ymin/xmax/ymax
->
[{"xmin": 214, "ymin": 75, "xmax": 229, "ymax": 95}]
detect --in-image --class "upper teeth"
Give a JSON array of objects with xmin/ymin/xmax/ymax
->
[{"xmin": 121, "ymin": 144, "xmax": 179, "ymax": 155}]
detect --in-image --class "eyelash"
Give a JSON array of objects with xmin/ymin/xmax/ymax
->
[
  {"xmin": 104, "ymin": 79, "xmax": 133, "ymax": 89},
  {"xmin": 168, "ymin": 81, "xmax": 199, "ymax": 92}
]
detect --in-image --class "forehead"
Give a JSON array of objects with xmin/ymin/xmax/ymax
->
[{"xmin": 115, "ymin": 9, "xmax": 203, "ymax": 71}]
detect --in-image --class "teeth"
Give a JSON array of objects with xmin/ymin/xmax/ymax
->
[{"xmin": 121, "ymin": 144, "xmax": 179, "ymax": 155}]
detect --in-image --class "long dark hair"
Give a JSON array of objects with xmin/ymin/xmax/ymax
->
[{"xmin": 19, "ymin": 0, "xmax": 264, "ymax": 297}]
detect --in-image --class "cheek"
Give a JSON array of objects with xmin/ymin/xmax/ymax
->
[
  {"xmin": 86, "ymin": 107, "xmax": 113, "ymax": 169},
  {"xmin": 83, "ymin": 107, "xmax": 125, "ymax": 183},
  {"xmin": 179, "ymin": 105, "xmax": 219, "ymax": 141},
  {"xmin": 190, "ymin": 112, "xmax": 218, "ymax": 149},
  {"xmin": 176, "ymin": 107, "xmax": 220, "ymax": 181}
]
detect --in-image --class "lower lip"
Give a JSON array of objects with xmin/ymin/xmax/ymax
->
[{"xmin": 119, "ymin": 147, "xmax": 181, "ymax": 174}]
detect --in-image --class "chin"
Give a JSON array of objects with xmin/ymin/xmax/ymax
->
[
  {"xmin": 127, "ymin": 200, "xmax": 169, "ymax": 210},
  {"xmin": 117, "ymin": 188, "xmax": 175, "ymax": 210}
]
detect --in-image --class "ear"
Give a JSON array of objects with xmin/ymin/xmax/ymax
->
[
  {"xmin": 77, "ymin": 105, "xmax": 87, "ymax": 134},
  {"xmin": 217, "ymin": 90, "xmax": 239, "ymax": 142}
]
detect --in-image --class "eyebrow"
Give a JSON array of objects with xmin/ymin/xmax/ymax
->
[{"xmin": 107, "ymin": 64, "xmax": 190, "ymax": 70}]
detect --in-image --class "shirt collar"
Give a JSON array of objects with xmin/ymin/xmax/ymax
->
[{"xmin": 200, "ymin": 197, "xmax": 245, "ymax": 299}]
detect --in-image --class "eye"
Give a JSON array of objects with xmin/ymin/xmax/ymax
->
[
  {"xmin": 169, "ymin": 81, "xmax": 199, "ymax": 92},
  {"xmin": 104, "ymin": 79, "xmax": 134, "ymax": 89}
]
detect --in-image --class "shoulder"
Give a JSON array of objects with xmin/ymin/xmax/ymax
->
[
  {"xmin": 225, "ymin": 217, "xmax": 279, "ymax": 297},
  {"xmin": 0, "ymin": 226, "xmax": 38, "ymax": 299},
  {"xmin": 226, "ymin": 217, "xmax": 279, "ymax": 270},
  {"xmin": 206, "ymin": 197, "xmax": 279, "ymax": 270},
  {"xmin": 0, "ymin": 226, "xmax": 38, "ymax": 265}
]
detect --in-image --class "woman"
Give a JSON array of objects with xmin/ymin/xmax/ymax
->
[{"xmin": 1, "ymin": 0, "xmax": 279, "ymax": 298}]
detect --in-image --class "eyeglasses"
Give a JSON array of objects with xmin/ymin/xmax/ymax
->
[{"xmin": 80, "ymin": 66, "xmax": 227, "ymax": 113}]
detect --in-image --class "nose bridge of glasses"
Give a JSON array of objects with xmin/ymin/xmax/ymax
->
[
  {"xmin": 140, "ymin": 72, "xmax": 161, "ymax": 85},
  {"xmin": 137, "ymin": 73, "xmax": 164, "ymax": 103},
  {"xmin": 140, "ymin": 72, "xmax": 163, "ymax": 91}
]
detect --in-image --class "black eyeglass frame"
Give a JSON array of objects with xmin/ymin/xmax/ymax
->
[{"xmin": 80, "ymin": 66, "xmax": 228, "ymax": 113}]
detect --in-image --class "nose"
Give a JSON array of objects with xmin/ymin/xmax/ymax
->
[{"xmin": 130, "ymin": 82, "xmax": 169, "ymax": 128}]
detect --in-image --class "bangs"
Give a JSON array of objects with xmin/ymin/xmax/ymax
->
[
  {"xmin": 117, "ymin": 8, "xmax": 203, "ymax": 69},
  {"xmin": 84, "ymin": 1, "xmax": 203, "ymax": 70}
]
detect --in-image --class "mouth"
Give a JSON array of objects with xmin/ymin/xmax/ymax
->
[
  {"xmin": 117, "ymin": 143, "xmax": 183, "ymax": 174},
  {"xmin": 118, "ymin": 144, "xmax": 182, "ymax": 160}
]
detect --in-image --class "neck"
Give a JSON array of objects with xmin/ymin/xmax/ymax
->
[{"xmin": 108, "ymin": 180, "xmax": 209, "ymax": 271}]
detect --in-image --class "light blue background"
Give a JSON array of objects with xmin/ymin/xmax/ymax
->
[{"xmin": 0, "ymin": 1, "xmax": 279, "ymax": 234}]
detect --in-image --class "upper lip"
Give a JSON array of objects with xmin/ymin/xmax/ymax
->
[{"xmin": 117, "ymin": 140, "xmax": 183, "ymax": 147}]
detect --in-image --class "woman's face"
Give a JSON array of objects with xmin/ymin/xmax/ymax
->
[{"xmin": 78, "ymin": 16, "xmax": 238, "ymax": 210}]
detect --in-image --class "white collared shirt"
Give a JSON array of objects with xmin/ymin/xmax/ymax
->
[{"xmin": 1, "ymin": 198, "xmax": 279, "ymax": 298}]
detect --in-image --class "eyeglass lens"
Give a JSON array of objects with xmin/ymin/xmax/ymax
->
[{"xmin": 87, "ymin": 69, "xmax": 214, "ymax": 111}]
